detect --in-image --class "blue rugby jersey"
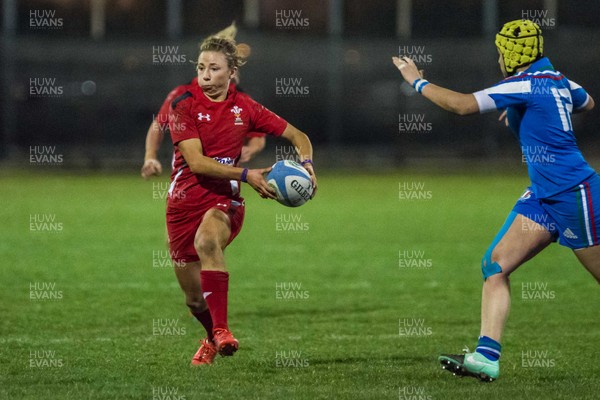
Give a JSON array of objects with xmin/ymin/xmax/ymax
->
[{"xmin": 473, "ymin": 57, "xmax": 595, "ymax": 198}]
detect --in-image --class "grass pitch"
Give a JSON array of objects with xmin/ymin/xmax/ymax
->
[{"xmin": 1, "ymin": 170, "xmax": 598, "ymax": 399}]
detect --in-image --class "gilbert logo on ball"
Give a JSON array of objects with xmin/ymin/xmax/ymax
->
[{"xmin": 267, "ymin": 160, "xmax": 313, "ymax": 207}]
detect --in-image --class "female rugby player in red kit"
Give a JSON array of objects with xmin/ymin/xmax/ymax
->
[{"xmin": 167, "ymin": 34, "xmax": 317, "ymax": 365}]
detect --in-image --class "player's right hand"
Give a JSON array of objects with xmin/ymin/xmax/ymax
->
[
  {"xmin": 141, "ymin": 159, "xmax": 163, "ymax": 179},
  {"xmin": 246, "ymin": 167, "xmax": 277, "ymax": 199}
]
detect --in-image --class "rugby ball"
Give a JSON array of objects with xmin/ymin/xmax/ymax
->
[{"xmin": 266, "ymin": 160, "xmax": 313, "ymax": 207}]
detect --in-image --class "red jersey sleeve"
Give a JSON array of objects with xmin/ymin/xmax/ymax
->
[
  {"xmin": 247, "ymin": 97, "xmax": 288, "ymax": 137},
  {"xmin": 169, "ymin": 92, "xmax": 199, "ymax": 145}
]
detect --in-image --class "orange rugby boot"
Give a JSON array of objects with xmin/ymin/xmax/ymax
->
[
  {"xmin": 212, "ymin": 328, "xmax": 239, "ymax": 356},
  {"xmin": 191, "ymin": 338, "xmax": 217, "ymax": 365}
]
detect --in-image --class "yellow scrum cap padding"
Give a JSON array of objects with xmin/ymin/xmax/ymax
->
[{"xmin": 495, "ymin": 19, "xmax": 543, "ymax": 75}]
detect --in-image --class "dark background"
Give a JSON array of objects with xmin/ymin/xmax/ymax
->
[{"xmin": 2, "ymin": 0, "xmax": 599, "ymax": 170}]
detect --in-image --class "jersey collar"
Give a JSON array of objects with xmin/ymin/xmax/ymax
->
[{"xmin": 522, "ymin": 57, "xmax": 554, "ymax": 74}]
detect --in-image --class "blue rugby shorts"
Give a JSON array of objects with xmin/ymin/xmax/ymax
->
[{"xmin": 512, "ymin": 174, "xmax": 600, "ymax": 249}]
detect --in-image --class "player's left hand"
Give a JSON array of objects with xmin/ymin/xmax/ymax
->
[{"xmin": 392, "ymin": 56, "xmax": 423, "ymax": 84}]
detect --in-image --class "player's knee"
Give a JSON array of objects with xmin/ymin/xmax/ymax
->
[
  {"xmin": 194, "ymin": 233, "xmax": 219, "ymax": 257},
  {"xmin": 481, "ymin": 247, "xmax": 506, "ymax": 280}
]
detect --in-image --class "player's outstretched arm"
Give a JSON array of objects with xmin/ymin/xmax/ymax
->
[
  {"xmin": 574, "ymin": 95, "xmax": 595, "ymax": 114},
  {"xmin": 178, "ymin": 138, "xmax": 276, "ymax": 199},
  {"xmin": 281, "ymin": 124, "xmax": 318, "ymax": 198},
  {"xmin": 392, "ymin": 56, "xmax": 479, "ymax": 116},
  {"xmin": 141, "ymin": 120, "xmax": 164, "ymax": 179}
]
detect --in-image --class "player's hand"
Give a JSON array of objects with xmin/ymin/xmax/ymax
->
[
  {"xmin": 498, "ymin": 110, "xmax": 509, "ymax": 127},
  {"xmin": 392, "ymin": 56, "xmax": 423, "ymax": 85},
  {"xmin": 246, "ymin": 167, "xmax": 277, "ymax": 199},
  {"xmin": 239, "ymin": 145, "xmax": 252, "ymax": 163},
  {"xmin": 141, "ymin": 159, "xmax": 162, "ymax": 179},
  {"xmin": 303, "ymin": 162, "xmax": 318, "ymax": 199}
]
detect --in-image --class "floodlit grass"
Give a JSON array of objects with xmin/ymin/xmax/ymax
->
[{"xmin": 1, "ymin": 171, "xmax": 598, "ymax": 399}]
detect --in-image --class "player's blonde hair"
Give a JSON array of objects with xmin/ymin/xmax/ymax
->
[
  {"xmin": 199, "ymin": 25, "xmax": 246, "ymax": 69},
  {"xmin": 495, "ymin": 19, "xmax": 543, "ymax": 75},
  {"xmin": 214, "ymin": 22, "xmax": 237, "ymax": 41}
]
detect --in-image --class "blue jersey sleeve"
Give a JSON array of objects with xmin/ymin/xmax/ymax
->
[
  {"xmin": 568, "ymin": 80, "xmax": 590, "ymax": 110},
  {"xmin": 473, "ymin": 78, "xmax": 532, "ymax": 113}
]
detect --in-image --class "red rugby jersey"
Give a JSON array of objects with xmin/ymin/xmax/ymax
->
[
  {"xmin": 155, "ymin": 78, "xmax": 266, "ymax": 138},
  {"xmin": 167, "ymin": 83, "xmax": 287, "ymax": 210}
]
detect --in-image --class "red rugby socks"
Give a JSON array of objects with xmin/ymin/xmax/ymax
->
[{"xmin": 200, "ymin": 270, "xmax": 230, "ymax": 331}]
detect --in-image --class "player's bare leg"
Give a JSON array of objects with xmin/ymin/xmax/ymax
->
[
  {"xmin": 194, "ymin": 208, "xmax": 231, "ymax": 271},
  {"xmin": 573, "ymin": 245, "xmax": 600, "ymax": 284},
  {"xmin": 194, "ymin": 208, "xmax": 239, "ymax": 356},
  {"xmin": 440, "ymin": 213, "xmax": 553, "ymax": 381},
  {"xmin": 173, "ymin": 261, "xmax": 208, "ymax": 316},
  {"xmin": 480, "ymin": 213, "xmax": 554, "ymax": 341}
]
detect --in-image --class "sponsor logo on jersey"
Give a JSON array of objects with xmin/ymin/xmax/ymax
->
[
  {"xmin": 213, "ymin": 157, "xmax": 235, "ymax": 166},
  {"xmin": 231, "ymin": 106, "xmax": 243, "ymax": 125},
  {"xmin": 198, "ymin": 113, "xmax": 211, "ymax": 121}
]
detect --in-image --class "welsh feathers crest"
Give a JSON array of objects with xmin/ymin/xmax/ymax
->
[{"xmin": 231, "ymin": 105, "xmax": 243, "ymax": 125}]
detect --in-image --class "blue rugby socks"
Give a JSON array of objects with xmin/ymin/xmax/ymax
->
[{"xmin": 476, "ymin": 336, "xmax": 501, "ymax": 361}]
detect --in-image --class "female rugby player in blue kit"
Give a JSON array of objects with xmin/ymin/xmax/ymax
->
[{"xmin": 393, "ymin": 19, "xmax": 598, "ymax": 381}]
